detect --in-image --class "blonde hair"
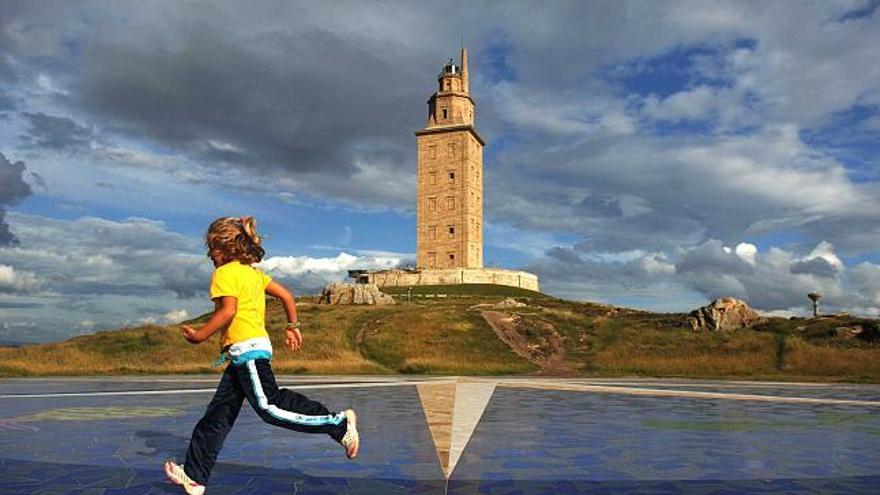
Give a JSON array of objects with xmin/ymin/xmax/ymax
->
[{"xmin": 206, "ymin": 216, "xmax": 265, "ymax": 265}]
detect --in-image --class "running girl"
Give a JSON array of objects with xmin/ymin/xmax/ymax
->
[{"xmin": 164, "ymin": 216, "xmax": 358, "ymax": 495}]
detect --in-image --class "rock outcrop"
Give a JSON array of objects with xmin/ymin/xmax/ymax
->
[
  {"xmin": 492, "ymin": 297, "xmax": 527, "ymax": 309},
  {"xmin": 834, "ymin": 326, "xmax": 864, "ymax": 339},
  {"xmin": 318, "ymin": 283, "xmax": 396, "ymax": 305},
  {"xmin": 687, "ymin": 297, "xmax": 764, "ymax": 331}
]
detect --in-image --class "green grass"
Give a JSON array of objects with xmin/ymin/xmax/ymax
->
[{"xmin": 357, "ymin": 301, "xmax": 536, "ymax": 374}]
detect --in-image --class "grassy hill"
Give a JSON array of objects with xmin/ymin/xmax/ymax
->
[{"xmin": 1, "ymin": 285, "xmax": 878, "ymax": 381}]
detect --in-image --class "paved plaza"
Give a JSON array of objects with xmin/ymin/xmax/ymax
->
[{"xmin": 1, "ymin": 375, "xmax": 879, "ymax": 494}]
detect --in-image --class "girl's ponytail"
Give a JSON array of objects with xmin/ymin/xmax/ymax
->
[
  {"xmin": 239, "ymin": 216, "xmax": 265, "ymax": 264},
  {"xmin": 240, "ymin": 216, "xmax": 261, "ymax": 246}
]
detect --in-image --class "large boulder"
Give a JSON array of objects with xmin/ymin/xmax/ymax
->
[
  {"xmin": 687, "ymin": 297, "xmax": 764, "ymax": 331},
  {"xmin": 492, "ymin": 297, "xmax": 527, "ymax": 309},
  {"xmin": 318, "ymin": 283, "xmax": 396, "ymax": 305}
]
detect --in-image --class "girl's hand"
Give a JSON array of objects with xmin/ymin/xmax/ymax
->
[
  {"xmin": 285, "ymin": 327, "xmax": 303, "ymax": 352},
  {"xmin": 182, "ymin": 325, "xmax": 199, "ymax": 343}
]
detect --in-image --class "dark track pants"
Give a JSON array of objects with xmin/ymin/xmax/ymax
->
[{"xmin": 183, "ymin": 358, "xmax": 347, "ymax": 484}]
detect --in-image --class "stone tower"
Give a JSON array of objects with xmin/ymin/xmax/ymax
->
[{"xmin": 415, "ymin": 46, "xmax": 485, "ymax": 269}]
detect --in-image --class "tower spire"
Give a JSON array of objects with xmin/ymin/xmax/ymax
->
[{"xmin": 460, "ymin": 42, "xmax": 469, "ymax": 94}]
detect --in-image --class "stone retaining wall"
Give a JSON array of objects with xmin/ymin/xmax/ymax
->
[{"xmin": 360, "ymin": 268, "xmax": 540, "ymax": 292}]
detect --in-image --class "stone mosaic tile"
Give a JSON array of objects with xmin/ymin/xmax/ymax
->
[{"xmin": 1, "ymin": 377, "xmax": 880, "ymax": 494}]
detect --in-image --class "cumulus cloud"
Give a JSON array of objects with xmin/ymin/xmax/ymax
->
[
  {"xmin": 530, "ymin": 247, "xmax": 680, "ymax": 295},
  {"xmin": 0, "ymin": 264, "xmax": 43, "ymax": 293},
  {"xmin": 643, "ymin": 85, "xmax": 717, "ymax": 122},
  {"xmin": 1, "ymin": 2, "xmax": 877, "ymax": 227},
  {"xmin": 491, "ymin": 124, "xmax": 880, "ymax": 255},
  {"xmin": 0, "ymin": 1, "xmax": 869, "ymax": 212},
  {"xmin": 258, "ymin": 251, "xmax": 405, "ymax": 293},
  {"xmin": 0, "ymin": 1, "xmax": 878, "ymax": 331},
  {"xmin": 163, "ymin": 308, "xmax": 189, "ymax": 324},
  {"xmin": 677, "ymin": 240, "xmax": 755, "ymax": 278},
  {"xmin": 0, "ymin": 1, "xmax": 439, "ymax": 208},
  {"xmin": 0, "ymin": 152, "xmax": 33, "ymax": 245},
  {"xmin": 0, "ymin": 212, "xmax": 213, "ymax": 341},
  {"xmin": 490, "ymin": 82, "xmax": 635, "ymax": 137},
  {"xmin": 529, "ymin": 239, "xmax": 875, "ymax": 315},
  {"xmin": 732, "ymin": 243, "xmax": 757, "ymax": 265},
  {"xmin": 0, "ymin": 213, "xmax": 209, "ymax": 297},
  {"xmin": 0, "ymin": 92, "xmax": 15, "ymax": 112},
  {"xmin": 19, "ymin": 113, "xmax": 96, "ymax": 151},
  {"xmin": 0, "ymin": 211, "xmax": 414, "ymax": 341},
  {"xmin": 849, "ymin": 262, "xmax": 880, "ymax": 311},
  {"xmin": 789, "ymin": 241, "xmax": 845, "ymax": 278}
]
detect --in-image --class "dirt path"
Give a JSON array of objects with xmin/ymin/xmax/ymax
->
[
  {"xmin": 480, "ymin": 310, "xmax": 574, "ymax": 375},
  {"xmin": 353, "ymin": 317, "xmax": 383, "ymax": 360}
]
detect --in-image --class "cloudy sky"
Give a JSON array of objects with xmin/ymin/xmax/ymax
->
[{"xmin": 1, "ymin": 0, "xmax": 879, "ymax": 343}]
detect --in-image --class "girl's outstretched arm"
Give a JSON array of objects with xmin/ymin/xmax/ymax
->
[
  {"xmin": 265, "ymin": 281, "xmax": 301, "ymax": 351},
  {"xmin": 182, "ymin": 296, "xmax": 237, "ymax": 343}
]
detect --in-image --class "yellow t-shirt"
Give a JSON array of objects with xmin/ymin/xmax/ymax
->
[{"xmin": 210, "ymin": 261, "xmax": 273, "ymax": 348}]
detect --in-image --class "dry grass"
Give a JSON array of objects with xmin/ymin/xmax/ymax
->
[
  {"xmin": 521, "ymin": 300, "xmax": 880, "ymax": 381},
  {"xmin": 1, "ymin": 294, "xmax": 878, "ymax": 381},
  {"xmin": 593, "ymin": 345, "xmax": 777, "ymax": 376},
  {"xmin": 0, "ymin": 326, "xmax": 216, "ymax": 376},
  {"xmin": 583, "ymin": 324, "xmax": 779, "ymax": 377},
  {"xmin": 0, "ymin": 302, "xmax": 388, "ymax": 376},
  {"xmin": 785, "ymin": 338, "xmax": 880, "ymax": 380},
  {"xmin": 539, "ymin": 306, "xmax": 590, "ymax": 323}
]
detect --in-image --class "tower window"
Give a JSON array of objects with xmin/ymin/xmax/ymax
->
[
  {"xmin": 429, "ymin": 172, "xmax": 436, "ymax": 185},
  {"xmin": 448, "ymin": 171, "xmax": 455, "ymax": 183},
  {"xmin": 442, "ymin": 108, "xmax": 447, "ymax": 119},
  {"xmin": 448, "ymin": 225, "xmax": 455, "ymax": 238},
  {"xmin": 429, "ymin": 226, "xmax": 436, "ymax": 240},
  {"xmin": 446, "ymin": 196, "xmax": 455, "ymax": 210},
  {"xmin": 428, "ymin": 252, "xmax": 436, "ymax": 267},
  {"xmin": 448, "ymin": 143, "xmax": 456, "ymax": 157},
  {"xmin": 428, "ymin": 197, "xmax": 436, "ymax": 212},
  {"xmin": 429, "ymin": 145, "xmax": 436, "ymax": 159}
]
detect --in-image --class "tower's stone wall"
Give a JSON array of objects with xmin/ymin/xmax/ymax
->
[
  {"xmin": 416, "ymin": 128, "xmax": 483, "ymax": 269},
  {"xmin": 363, "ymin": 268, "xmax": 540, "ymax": 292}
]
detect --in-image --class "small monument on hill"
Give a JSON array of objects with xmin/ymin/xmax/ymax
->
[
  {"xmin": 808, "ymin": 292, "xmax": 821, "ymax": 317},
  {"xmin": 350, "ymin": 46, "xmax": 539, "ymax": 292}
]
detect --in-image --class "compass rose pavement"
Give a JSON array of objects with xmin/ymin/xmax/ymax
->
[{"xmin": 2, "ymin": 375, "xmax": 880, "ymax": 494}]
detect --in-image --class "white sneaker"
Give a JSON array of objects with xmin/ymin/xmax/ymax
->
[
  {"xmin": 341, "ymin": 409, "xmax": 359, "ymax": 459},
  {"xmin": 164, "ymin": 460, "xmax": 206, "ymax": 495}
]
